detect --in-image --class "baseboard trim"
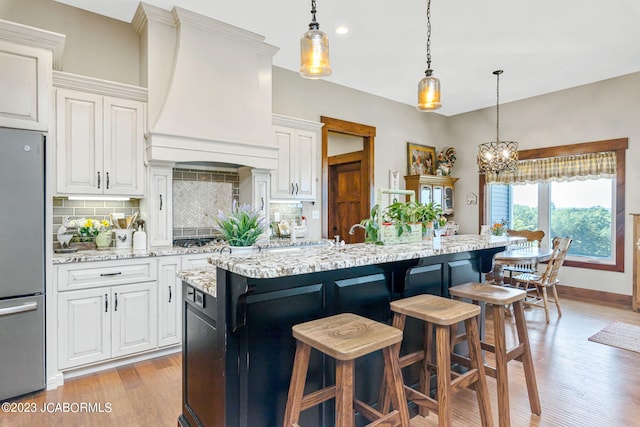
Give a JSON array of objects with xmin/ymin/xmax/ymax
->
[
  {"xmin": 556, "ymin": 284, "xmax": 632, "ymax": 308},
  {"xmin": 61, "ymin": 346, "xmax": 181, "ymax": 384}
]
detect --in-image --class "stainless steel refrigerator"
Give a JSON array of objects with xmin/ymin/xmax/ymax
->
[{"xmin": 0, "ymin": 127, "xmax": 46, "ymax": 401}]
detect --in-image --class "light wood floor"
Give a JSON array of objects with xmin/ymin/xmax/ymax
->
[{"xmin": 2, "ymin": 297, "xmax": 639, "ymax": 427}]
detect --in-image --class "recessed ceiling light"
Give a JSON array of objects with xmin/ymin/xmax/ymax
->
[{"xmin": 336, "ymin": 26, "xmax": 349, "ymax": 35}]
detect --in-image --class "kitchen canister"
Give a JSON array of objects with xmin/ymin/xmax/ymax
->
[{"xmin": 114, "ymin": 229, "xmax": 133, "ymax": 249}]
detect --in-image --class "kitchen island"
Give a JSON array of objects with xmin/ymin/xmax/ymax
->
[{"xmin": 178, "ymin": 235, "xmax": 514, "ymax": 427}]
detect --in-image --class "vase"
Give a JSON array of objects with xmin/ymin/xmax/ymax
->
[
  {"xmin": 96, "ymin": 231, "xmax": 112, "ymax": 250},
  {"xmin": 229, "ymin": 245, "xmax": 257, "ymax": 254}
]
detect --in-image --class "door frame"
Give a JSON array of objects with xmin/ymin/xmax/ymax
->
[{"xmin": 321, "ymin": 116, "xmax": 376, "ymax": 238}]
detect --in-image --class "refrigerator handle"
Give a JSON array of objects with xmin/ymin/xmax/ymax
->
[{"xmin": 0, "ymin": 302, "xmax": 38, "ymax": 317}]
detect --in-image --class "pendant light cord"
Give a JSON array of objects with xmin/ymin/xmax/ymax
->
[
  {"xmin": 425, "ymin": 0, "xmax": 432, "ymax": 75},
  {"xmin": 494, "ymin": 70, "xmax": 503, "ymax": 142},
  {"xmin": 309, "ymin": 0, "xmax": 319, "ymax": 29}
]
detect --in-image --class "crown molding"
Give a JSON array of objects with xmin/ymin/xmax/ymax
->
[{"xmin": 0, "ymin": 19, "xmax": 66, "ymax": 70}]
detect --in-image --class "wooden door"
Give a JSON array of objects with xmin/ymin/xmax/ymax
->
[{"xmin": 329, "ymin": 157, "xmax": 367, "ymax": 244}]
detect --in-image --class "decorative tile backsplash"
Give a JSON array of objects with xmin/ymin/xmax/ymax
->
[
  {"xmin": 172, "ymin": 168, "xmax": 239, "ymax": 238},
  {"xmin": 52, "ymin": 198, "xmax": 140, "ymax": 249}
]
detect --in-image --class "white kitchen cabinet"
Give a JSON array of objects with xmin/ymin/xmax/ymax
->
[
  {"xmin": 239, "ymin": 167, "xmax": 270, "ymax": 226},
  {"xmin": 57, "ymin": 281, "xmax": 157, "ymax": 369},
  {"xmin": 0, "ymin": 20, "xmax": 64, "ymax": 131},
  {"xmin": 54, "ymin": 86, "xmax": 145, "ymax": 196},
  {"xmin": 142, "ymin": 165, "xmax": 173, "ymax": 247},
  {"xmin": 157, "ymin": 257, "xmax": 182, "ymax": 347},
  {"xmin": 271, "ymin": 115, "xmax": 322, "ymax": 201},
  {"xmin": 57, "ymin": 287, "xmax": 110, "ymax": 369},
  {"xmin": 55, "ymin": 258, "xmax": 159, "ymax": 370}
]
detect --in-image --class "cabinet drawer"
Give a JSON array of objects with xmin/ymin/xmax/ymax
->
[
  {"xmin": 181, "ymin": 254, "xmax": 213, "ymax": 270},
  {"xmin": 57, "ymin": 259, "xmax": 158, "ymax": 291}
]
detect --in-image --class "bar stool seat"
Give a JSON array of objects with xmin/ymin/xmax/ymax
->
[
  {"xmin": 283, "ymin": 313, "xmax": 410, "ymax": 427},
  {"xmin": 449, "ymin": 282, "xmax": 541, "ymax": 427},
  {"xmin": 384, "ymin": 294, "xmax": 494, "ymax": 427}
]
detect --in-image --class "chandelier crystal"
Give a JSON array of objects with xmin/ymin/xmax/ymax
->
[
  {"xmin": 300, "ymin": 0, "xmax": 332, "ymax": 79},
  {"xmin": 477, "ymin": 70, "xmax": 518, "ymax": 174},
  {"xmin": 417, "ymin": 0, "xmax": 441, "ymax": 111}
]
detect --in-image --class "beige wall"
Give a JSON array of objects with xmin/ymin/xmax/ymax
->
[
  {"xmin": 447, "ymin": 72, "xmax": 640, "ymax": 296},
  {"xmin": 0, "ymin": 0, "xmax": 140, "ymax": 85}
]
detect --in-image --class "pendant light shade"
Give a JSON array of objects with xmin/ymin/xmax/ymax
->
[
  {"xmin": 300, "ymin": 0, "xmax": 332, "ymax": 79},
  {"xmin": 477, "ymin": 70, "xmax": 518, "ymax": 174},
  {"xmin": 417, "ymin": 0, "xmax": 441, "ymax": 111},
  {"xmin": 418, "ymin": 71, "xmax": 441, "ymax": 111}
]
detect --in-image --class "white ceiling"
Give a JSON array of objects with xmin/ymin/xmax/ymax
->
[{"xmin": 55, "ymin": 0, "xmax": 640, "ymax": 116}]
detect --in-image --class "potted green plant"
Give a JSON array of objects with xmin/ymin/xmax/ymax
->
[
  {"xmin": 359, "ymin": 204, "xmax": 382, "ymax": 244},
  {"xmin": 215, "ymin": 201, "xmax": 265, "ymax": 249}
]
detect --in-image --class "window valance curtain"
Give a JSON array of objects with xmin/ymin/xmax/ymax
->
[{"xmin": 485, "ymin": 151, "xmax": 616, "ymax": 185}]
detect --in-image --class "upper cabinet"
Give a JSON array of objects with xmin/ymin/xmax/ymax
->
[
  {"xmin": 404, "ymin": 174, "xmax": 459, "ymax": 215},
  {"xmin": 54, "ymin": 73, "xmax": 146, "ymax": 196},
  {"xmin": 271, "ymin": 115, "xmax": 323, "ymax": 201},
  {"xmin": 0, "ymin": 21, "xmax": 65, "ymax": 131}
]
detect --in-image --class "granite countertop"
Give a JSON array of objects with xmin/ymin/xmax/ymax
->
[
  {"xmin": 208, "ymin": 235, "xmax": 518, "ymax": 279},
  {"xmin": 52, "ymin": 238, "xmax": 330, "ymax": 264},
  {"xmin": 178, "ymin": 235, "xmax": 519, "ymax": 299}
]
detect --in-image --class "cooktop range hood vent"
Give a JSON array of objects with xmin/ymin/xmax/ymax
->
[{"xmin": 133, "ymin": 3, "xmax": 279, "ymax": 169}]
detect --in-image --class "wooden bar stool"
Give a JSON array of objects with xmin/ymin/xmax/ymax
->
[
  {"xmin": 384, "ymin": 294, "xmax": 494, "ymax": 427},
  {"xmin": 283, "ymin": 313, "xmax": 410, "ymax": 427},
  {"xmin": 448, "ymin": 283, "xmax": 541, "ymax": 427}
]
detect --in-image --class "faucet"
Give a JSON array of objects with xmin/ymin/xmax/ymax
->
[{"xmin": 348, "ymin": 223, "xmax": 366, "ymax": 235}]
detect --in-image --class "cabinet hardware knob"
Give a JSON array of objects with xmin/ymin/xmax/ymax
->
[
  {"xmin": 97, "ymin": 172, "xmax": 101, "ymax": 189},
  {"xmin": 260, "ymin": 197, "xmax": 264, "ymax": 210},
  {"xmin": 160, "ymin": 194, "xmax": 163, "ymax": 211},
  {"xmin": 105, "ymin": 293, "xmax": 108, "ymax": 313},
  {"xmin": 291, "ymin": 183, "xmax": 295, "ymax": 195},
  {"xmin": 106, "ymin": 172, "xmax": 110, "ymax": 189},
  {"xmin": 295, "ymin": 183, "xmax": 299, "ymax": 195},
  {"xmin": 169, "ymin": 285, "xmax": 172, "ymax": 303},
  {"xmin": 114, "ymin": 293, "xmax": 118, "ymax": 311}
]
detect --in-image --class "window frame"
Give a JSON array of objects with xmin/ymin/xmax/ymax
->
[{"xmin": 479, "ymin": 138, "xmax": 628, "ymax": 272}]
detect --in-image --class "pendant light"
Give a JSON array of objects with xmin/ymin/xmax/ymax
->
[
  {"xmin": 477, "ymin": 70, "xmax": 518, "ymax": 174},
  {"xmin": 417, "ymin": 0, "xmax": 441, "ymax": 111},
  {"xmin": 300, "ymin": 0, "xmax": 332, "ymax": 79}
]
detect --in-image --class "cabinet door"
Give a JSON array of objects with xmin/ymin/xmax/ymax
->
[
  {"xmin": 158, "ymin": 257, "xmax": 182, "ymax": 347},
  {"xmin": 443, "ymin": 186, "xmax": 454, "ymax": 214},
  {"xmin": 271, "ymin": 126, "xmax": 295, "ymax": 199},
  {"xmin": 55, "ymin": 89, "xmax": 104, "ymax": 194},
  {"xmin": 254, "ymin": 170, "xmax": 270, "ymax": 223},
  {"xmin": 111, "ymin": 282, "xmax": 158, "ymax": 358},
  {"xmin": 147, "ymin": 167, "xmax": 173, "ymax": 247},
  {"xmin": 419, "ymin": 184, "xmax": 433, "ymax": 205},
  {"xmin": 103, "ymin": 97, "xmax": 144, "ymax": 196},
  {"xmin": 58, "ymin": 288, "xmax": 110, "ymax": 369},
  {"xmin": 0, "ymin": 40, "xmax": 51, "ymax": 131},
  {"xmin": 292, "ymin": 129, "xmax": 316, "ymax": 200},
  {"xmin": 433, "ymin": 185, "xmax": 444, "ymax": 210}
]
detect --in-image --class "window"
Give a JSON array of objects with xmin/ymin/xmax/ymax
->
[{"xmin": 480, "ymin": 139, "xmax": 627, "ymax": 272}]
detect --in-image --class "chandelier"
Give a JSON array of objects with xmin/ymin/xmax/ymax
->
[
  {"xmin": 300, "ymin": 0, "xmax": 332, "ymax": 79},
  {"xmin": 417, "ymin": 0, "xmax": 441, "ymax": 111},
  {"xmin": 477, "ymin": 70, "xmax": 518, "ymax": 174}
]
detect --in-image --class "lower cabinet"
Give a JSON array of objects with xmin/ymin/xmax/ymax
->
[
  {"xmin": 58, "ymin": 281, "xmax": 157, "ymax": 369},
  {"xmin": 158, "ymin": 257, "xmax": 182, "ymax": 347}
]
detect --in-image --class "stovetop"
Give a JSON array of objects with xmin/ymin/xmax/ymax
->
[{"xmin": 173, "ymin": 237, "xmax": 226, "ymax": 248}]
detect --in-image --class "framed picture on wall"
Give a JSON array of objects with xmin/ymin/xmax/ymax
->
[{"xmin": 407, "ymin": 142, "xmax": 436, "ymax": 175}]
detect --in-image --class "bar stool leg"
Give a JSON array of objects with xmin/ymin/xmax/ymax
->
[
  {"xmin": 512, "ymin": 300, "xmax": 541, "ymax": 415},
  {"xmin": 283, "ymin": 340, "xmax": 312, "ymax": 427},
  {"xmin": 336, "ymin": 359, "xmax": 355, "ymax": 427},
  {"xmin": 383, "ymin": 343, "xmax": 411, "ymax": 426},
  {"xmin": 491, "ymin": 304, "xmax": 511, "ymax": 427},
  {"xmin": 435, "ymin": 325, "xmax": 452, "ymax": 427},
  {"xmin": 465, "ymin": 316, "xmax": 494, "ymax": 427},
  {"xmin": 422, "ymin": 322, "xmax": 434, "ymax": 417}
]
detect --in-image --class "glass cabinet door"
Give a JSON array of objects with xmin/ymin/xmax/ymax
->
[
  {"xmin": 433, "ymin": 185, "xmax": 443, "ymax": 209},
  {"xmin": 420, "ymin": 185, "xmax": 432, "ymax": 204}
]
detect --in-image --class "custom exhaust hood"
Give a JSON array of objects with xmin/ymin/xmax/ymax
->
[{"xmin": 132, "ymin": 3, "xmax": 279, "ymax": 169}]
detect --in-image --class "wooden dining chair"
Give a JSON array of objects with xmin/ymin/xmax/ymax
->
[
  {"xmin": 503, "ymin": 229, "xmax": 545, "ymax": 283},
  {"xmin": 511, "ymin": 236, "xmax": 572, "ymax": 323}
]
